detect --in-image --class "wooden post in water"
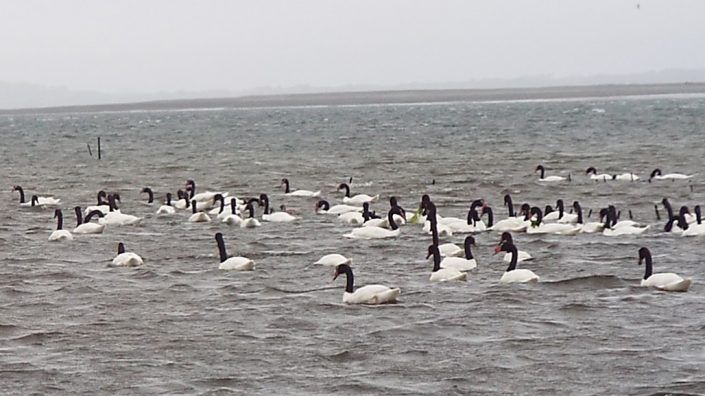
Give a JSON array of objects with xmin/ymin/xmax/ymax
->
[
  {"xmin": 97, "ymin": 137, "xmax": 101, "ymax": 160},
  {"xmin": 87, "ymin": 143, "xmax": 93, "ymax": 157}
]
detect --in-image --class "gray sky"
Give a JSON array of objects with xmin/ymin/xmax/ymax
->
[{"xmin": 2, "ymin": 0, "xmax": 705, "ymax": 95}]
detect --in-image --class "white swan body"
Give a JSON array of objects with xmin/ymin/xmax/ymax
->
[
  {"xmin": 189, "ymin": 212, "xmax": 211, "ymax": 223},
  {"xmin": 538, "ymin": 175, "xmax": 566, "ymax": 182},
  {"xmin": 343, "ymin": 285, "xmax": 400, "ymax": 304},
  {"xmin": 589, "ymin": 173, "xmax": 613, "ymax": 181},
  {"xmin": 343, "ymin": 227, "xmax": 400, "ymax": 239},
  {"xmin": 320, "ymin": 204, "xmax": 362, "ymax": 215},
  {"xmin": 602, "ymin": 225, "xmax": 649, "ymax": 236},
  {"xmin": 579, "ymin": 222, "xmax": 604, "ymax": 234},
  {"xmin": 641, "ymin": 274, "xmax": 691, "ymax": 292},
  {"xmin": 343, "ymin": 194, "xmax": 379, "ymax": 205},
  {"xmin": 556, "ymin": 213, "xmax": 579, "ymax": 224},
  {"xmin": 240, "ymin": 218, "xmax": 261, "ymax": 228},
  {"xmin": 339, "ymin": 211, "xmax": 364, "ymax": 225},
  {"xmin": 526, "ymin": 223, "xmax": 580, "ymax": 235},
  {"xmin": 112, "ymin": 252, "xmax": 144, "ymax": 267},
  {"xmin": 222, "ymin": 214, "xmax": 243, "ymax": 226},
  {"xmin": 430, "ymin": 267, "xmax": 467, "ymax": 282},
  {"xmin": 191, "ymin": 191, "xmax": 228, "ymax": 203},
  {"xmin": 262, "ymin": 212, "xmax": 298, "ymax": 222},
  {"xmin": 490, "ymin": 217, "xmax": 526, "ymax": 232},
  {"xmin": 503, "ymin": 250, "xmax": 532, "ymax": 263},
  {"xmin": 286, "ymin": 190, "xmax": 321, "ymax": 197},
  {"xmin": 84, "ymin": 205, "xmax": 111, "ymax": 215},
  {"xmin": 438, "ymin": 243, "xmax": 462, "ymax": 257},
  {"xmin": 652, "ymin": 173, "xmax": 693, "ymax": 181},
  {"xmin": 614, "ymin": 173, "xmax": 640, "ymax": 181},
  {"xmin": 49, "ymin": 230, "xmax": 73, "ymax": 241},
  {"xmin": 156, "ymin": 205, "xmax": 176, "ymax": 215},
  {"xmin": 363, "ymin": 215, "xmax": 405, "ymax": 229},
  {"xmin": 440, "ymin": 257, "xmax": 477, "ymax": 271},
  {"xmin": 219, "ymin": 257, "xmax": 255, "ymax": 271},
  {"xmin": 73, "ymin": 222, "xmax": 105, "ymax": 234},
  {"xmin": 315, "ymin": 254, "xmax": 351, "ymax": 266},
  {"xmin": 99, "ymin": 211, "xmax": 142, "ymax": 226},
  {"xmin": 423, "ymin": 221, "xmax": 453, "ymax": 237},
  {"xmin": 682, "ymin": 223, "xmax": 705, "ymax": 236},
  {"xmin": 500, "ymin": 269, "xmax": 540, "ymax": 283},
  {"xmin": 174, "ymin": 199, "xmax": 189, "ymax": 210}
]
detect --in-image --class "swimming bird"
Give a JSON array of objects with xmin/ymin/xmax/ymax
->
[
  {"xmin": 156, "ymin": 193, "xmax": 177, "ymax": 215},
  {"xmin": 497, "ymin": 232, "xmax": 533, "ymax": 263},
  {"xmin": 314, "ymin": 199, "xmax": 361, "ymax": 215},
  {"xmin": 337, "ymin": 182, "xmax": 379, "ymax": 205},
  {"xmin": 215, "ymin": 232, "xmax": 255, "ymax": 270},
  {"xmin": 111, "ymin": 242, "xmax": 144, "ymax": 267},
  {"xmin": 99, "ymin": 195, "xmax": 143, "ymax": 226},
  {"xmin": 343, "ymin": 208, "xmax": 403, "ymax": 239},
  {"xmin": 188, "ymin": 199, "xmax": 211, "ymax": 223},
  {"xmin": 49, "ymin": 209, "xmax": 73, "ymax": 241},
  {"xmin": 427, "ymin": 244, "xmax": 467, "ymax": 282},
  {"xmin": 260, "ymin": 194, "xmax": 298, "ymax": 222},
  {"xmin": 333, "ymin": 264, "xmax": 400, "ymax": 304},
  {"xmin": 495, "ymin": 239, "xmax": 539, "ymax": 283},
  {"xmin": 84, "ymin": 190, "xmax": 112, "ymax": 215},
  {"xmin": 72, "ymin": 207, "xmax": 105, "ymax": 234},
  {"xmin": 14, "ymin": 185, "xmax": 60, "ymax": 207},
  {"xmin": 140, "ymin": 187, "xmax": 154, "ymax": 205},
  {"xmin": 585, "ymin": 167, "xmax": 613, "ymax": 181},
  {"xmin": 526, "ymin": 207, "xmax": 580, "ymax": 235},
  {"xmin": 637, "ymin": 247, "xmax": 691, "ymax": 292},
  {"xmin": 240, "ymin": 202, "xmax": 261, "ymax": 228},
  {"xmin": 682, "ymin": 206, "xmax": 705, "ymax": 236},
  {"xmin": 649, "ymin": 169, "xmax": 693, "ymax": 182},
  {"xmin": 281, "ymin": 178, "xmax": 320, "ymax": 197},
  {"xmin": 602, "ymin": 207, "xmax": 648, "ymax": 236},
  {"xmin": 535, "ymin": 165, "xmax": 568, "ymax": 182},
  {"xmin": 439, "ymin": 236, "xmax": 478, "ymax": 271}
]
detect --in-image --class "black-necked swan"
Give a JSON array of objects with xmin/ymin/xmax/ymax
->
[
  {"xmin": 585, "ymin": 167, "xmax": 613, "ymax": 181},
  {"xmin": 84, "ymin": 190, "xmax": 111, "ymax": 215},
  {"xmin": 439, "ymin": 236, "xmax": 478, "ymax": 271},
  {"xmin": 527, "ymin": 207, "xmax": 580, "ymax": 235},
  {"xmin": 663, "ymin": 207, "xmax": 690, "ymax": 235},
  {"xmin": 111, "ymin": 242, "xmax": 144, "ymax": 267},
  {"xmin": 240, "ymin": 202, "xmax": 261, "ymax": 228},
  {"xmin": 343, "ymin": 208, "xmax": 403, "ymax": 239},
  {"xmin": 99, "ymin": 195, "xmax": 143, "ymax": 226},
  {"xmin": 494, "ymin": 240, "xmax": 539, "ymax": 283},
  {"xmin": 49, "ymin": 209, "xmax": 73, "ymax": 241},
  {"xmin": 72, "ymin": 206, "xmax": 105, "ymax": 234},
  {"xmin": 260, "ymin": 194, "xmax": 298, "ymax": 222},
  {"xmin": 437, "ymin": 199, "xmax": 485, "ymax": 233},
  {"xmin": 14, "ymin": 185, "xmax": 60, "ymax": 207},
  {"xmin": 333, "ymin": 263, "xmax": 400, "ymax": 304},
  {"xmin": 215, "ymin": 232, "xmax": 254, "ymax": 271},
  {"xmin": 185, "ymin": 180, "xmax": 226, "ymax": 209},
  {"xmin": 490, "ymin": 195, "xmax": 526, "ymax": 232},
  {"xmin": 315, "ymin": 253, "xmax": 352, "ymax": 266},
  {"xmin": 281, "ymin": 178, "xmax": 320, "ymax": 197},
  {"xmin": 140, "ymin": 187, "xmax": 154, "ymax": 205},
  {"xmin": 682, "ymin": 205, "xmax": 705, "ymax": 236},
  {"xmin": 662, "ymin": 198, "xmax": 696, "ymax": 224},
  {"xmin": 535, "ymin": 165, "xmax": 568, "ymax": 182},
  {"xmin": 314, "ymin": 199, "xmax": 361, "ymax": 215},
  {"xmin": 222, "ymin": 199, "xmax": 244, "ymax": 226},
  {"xmin": 498, "ymin": 232, "xmax": 533, "ymax": 263},
  {"xmin": 602, "ymin": 207, "xmax": 649, "ymax": 236},
  {"xmin": 389, "ymin": 196, "xmax": 407, "ymax": 219},
  {"xmin": 173, "ymin": 190, "xmax": 189, "ymax": 210},
  {"xmin": 576, "ymin": 203, "xmax": 605, "ymax": 234},
  {"xmin": 427, "ymin": 244, "xmax": 467, "ymax": 282},
  {"xmin": 649, "ymin": 169, "xmax": 693, "ymax": 182},
  {"xmin": 543, "ymin": 200, "xmax": 577, "ymax": 223},
  {"xmin": 637, "ymin": 247, "xmax": 691, "ymax": 292},
  {"xmin": 188, "ymin": 199, "xmax": 211, "ymax": 223},
  {"xmin": 337, "ymin": 182, "xmax": 379, "ymax": 205},
  {"xmin": 156, "ymin": 193, "xmax": 177, "ymax": 215}
]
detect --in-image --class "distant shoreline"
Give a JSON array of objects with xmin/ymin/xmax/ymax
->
[{"xmin": 2, "ymin": 82, "xmax": 705, "ymax": 115}]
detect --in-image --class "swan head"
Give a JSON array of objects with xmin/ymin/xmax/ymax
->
[
  {"xmin": 333, "ymin": 263, "xmax": 352, "ymax": 280},
  {"xmin": 117, "ymin": 242, "xmax": 126, "ymax": 255},
  {"xmin": 281, "ymin": 178, "xmax": 289, "ymax": 186},
  {"xmin": 53, "ymin": 208, "xmax": 61, "ymax": 218},
  {"xmin": 494, "ymin": 240, "xmax": 515, "ymax": 255},
  {"xmin": 573, "ymin": 201, "xmax": 581, "ymax": 210},
  {"xmin": 503, "ymin": 194, "xmax": 512, "ymax": 206},
  {"xmin": 185, "ymin": 180, "xmax": 195, "ymax": 189},
  {"xmin": 141, "ymin": 187, "xmax": 151, "ymax": 194},
  {"xmin": 498, "ymin": 232, "xmax": 513, "ymax": 246},
  {"xmin": 426, "ymin": 244, "xmax": 440, "ymax": 259},
  {"xmin": 520, "ymin": 203, "xmax": 531, "ymax": 214},
  {"xmin": 535, "ymin": 165, "xmax": 545, "ymax": 173},
  {"xmin": 649, "ymin": 169, "xmax": 662, "ymax": 180},
  {"xmin": 12, "ymin": 185, "xmax": 22, "ymax": 192},
  {"xmin": 112, "ymin": 193, "xmax": 121, "ymax": 203},
  {"xmin": 213, "ymin": 194, "xmax": 224, "ymax": 204},
  {"xmin": 464, "ymin": 236, "xmax": 476, "ymax": 247},
  {"xmin": 390, "ymin": 196, "xmax": 399, "ymax": 207},
  {"xmin": 315, "ymin": 200, "xmax": 330, "ymax": 212},
  {"xmin": 585, "ymin": 167, "xmax": 597, "ymax": 175},
  {"xmin": 177, "ymin": 190, "xmax": 184, "ymax": 200},
  {"xmin": 637, "ymin": 247, "xmax": 651, "ymax": 265},
  {"xmin": 598, "ymin": 208, "xmax": 609, "ymax": 221}
]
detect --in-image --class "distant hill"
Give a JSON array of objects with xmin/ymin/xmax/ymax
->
[{"xmin": 1, "ymin": 67, "xmax": 705, "ymax": 112}]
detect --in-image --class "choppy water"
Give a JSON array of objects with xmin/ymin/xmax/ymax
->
[{"xmin": 1, "ymin": 95, "xmax": 705, "ymax": 395}]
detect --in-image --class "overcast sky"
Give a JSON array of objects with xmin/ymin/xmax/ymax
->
[{"xmin": 2, "ymin": 0, "xmax": 705, "ymax": 95}]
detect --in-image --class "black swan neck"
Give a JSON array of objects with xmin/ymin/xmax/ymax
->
[
  {"xmin": 430, "ymin": 246, "xmax": 442, "ymax": 272},
  {"xmin": 143, "ymin": 188, "xmax": 154, "ymax": 203},
  {"xmin": 191, "ymin": 200, "xmax": 198, "ymax": 214},
  {"xmin": 574, "ymin": 203, "xmax": 583, "ymax": 224},
  {"xmin": 282, "ymin": 179, "xmax": 290, "ymax": 193},
  {"xmin": 464, "ymin": 238, "xmax": 474, "ymax": 260},
  {"xmin": 339, "ymin": 183, "xmax": 351, "ymax": 197},
  {"xmin": 118, "ymin": 243, "xmax": 125, "ymax": 255},
  {"xmin": 55, "ymin": 210, "xmax": 63, "ymax": 230},
  {"xmin": 14, "ymin": 186, "xmax": 25, "ymax": 203},
  {"xmin": 84, "ymin": 210, "xmax": 104, "ymax": 222},
  {"xmin": 504, "ymin": 195, "xmax": 515, "ymax": 217},
  {"xmin": 215, "ymin": 233, "xmax": 228, "ymax": 262},
  {"xmin": 640, "ymin": 249, "xmax": 653, "ymax": 279},
  {"xmin": 483, "ymin": 207, "xmax": 493, "ymax": 227},
  {"xmin": 538, "ymin": 166, "xmax": 545, "ymax": 179},
  {"xmin": 387, "ymin": 208, "xmax": 400, "ymax": 230},
  {"xmin": 506, "ymin": 245, "xmax": 518, "ymax": 272},
  {"xmin": 74, "ymin": 207, "xmax": 83, "ymax": 227}
]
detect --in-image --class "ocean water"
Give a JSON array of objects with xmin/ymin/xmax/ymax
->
[{"xmin": 1, "ymin": 95, "xmax": 705, "ymax": 395}]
